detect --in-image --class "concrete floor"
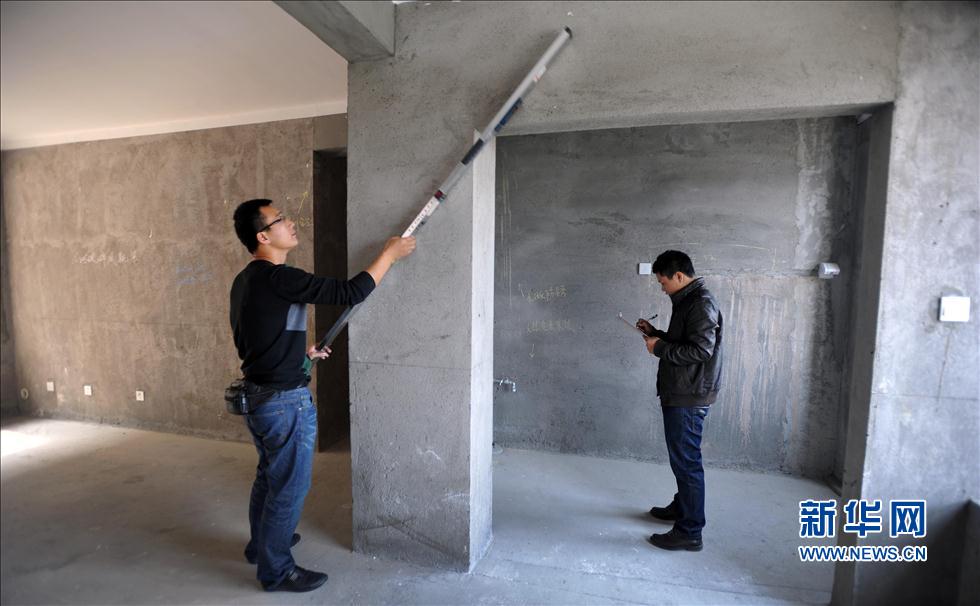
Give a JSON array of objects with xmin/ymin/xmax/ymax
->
[{"xmin": 1, "ymin": 417, "xmax": 836, "ymax": 605}]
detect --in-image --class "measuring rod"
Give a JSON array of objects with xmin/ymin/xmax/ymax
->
[{"xmin": 315, "ymin": 27, "xmax": 573, "ymax": 352}]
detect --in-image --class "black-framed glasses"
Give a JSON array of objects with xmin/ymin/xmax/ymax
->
[{"xmin": 258, "ymin": 215, "xmax": 285, "ymax": 232}]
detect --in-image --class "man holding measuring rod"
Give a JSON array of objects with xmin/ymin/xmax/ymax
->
[
  {"xmin": 230, "ymin": 198, "xmax": 415, "ymax": 592},
  {"xmin": 635, "ymin": 250, "xmax": 723, "ymax": 552},
  {"xmin": 223, "ymin": 25, "xmax": 568, "ymax": 592}
]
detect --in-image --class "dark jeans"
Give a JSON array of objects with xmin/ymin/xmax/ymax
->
[
  {"xmin": 661, "ymin": 405, "xmax": 709, "ymax": 538},
  {"xmin": 243, "ymin": 387, "xmax": 317, "ymax": 589}
]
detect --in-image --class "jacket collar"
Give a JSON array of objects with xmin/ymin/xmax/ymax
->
[{"xmin": 670, "ymin": 277, "xmax": 704, "ymax": 305}]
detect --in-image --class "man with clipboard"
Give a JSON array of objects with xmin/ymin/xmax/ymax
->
[{"xmin": 632, "ymin": 250, "xmax": 723, "ymax": 553}]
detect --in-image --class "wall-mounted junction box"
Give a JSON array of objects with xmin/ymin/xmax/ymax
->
[{"xmin": 939, "ymin": 296, "xmax": 970, "ymax": 323}]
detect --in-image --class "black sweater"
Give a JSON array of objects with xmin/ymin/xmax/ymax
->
[{"xmin": 230, "ymin": 260, "xmax": 375, "ymax": 388}]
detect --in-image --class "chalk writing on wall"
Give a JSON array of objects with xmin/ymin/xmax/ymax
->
[
  {"xmin": 295, "ymin": 190, "xmax": 310, "ymax": 215},
  {"xmin": 527, "ymin": 319, "xmax": 574, "ymax": 333},
  {"xmin": 76, "ymin": 250, "xmax": 139, "ymax": 265},
  {"xmin": 520, "ymin": 284, "xmax": 568, "ymax": 303}
]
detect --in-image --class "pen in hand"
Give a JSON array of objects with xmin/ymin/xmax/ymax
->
[{"xmin": 637, "ymin": 314, "xmax": 667, "ymax": 343}]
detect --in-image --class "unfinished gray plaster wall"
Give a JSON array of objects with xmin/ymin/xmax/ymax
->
[
  {"xmin": 835, "ymin": 3, "xmax": 980, "ymax": 605},
  {"xmin": 493, "ymin": 118, "xmax": 859, "ymax": 480},
  {"xmin": 0, "ymin": 118, "xmax": 317, "ymax": 440},
  {"xmin": 347, "ymin": 0, "xmax": 900, "ymax": 572}
]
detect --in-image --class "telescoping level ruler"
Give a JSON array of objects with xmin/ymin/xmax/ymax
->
[{"xmin": 316, "ymin": 27, "xmax": 573, "ymax": 352}]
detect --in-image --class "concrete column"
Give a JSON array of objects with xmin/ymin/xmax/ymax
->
[{"xmin": 347, "ymin": 43, "xmax": 495, "ymax": 569}]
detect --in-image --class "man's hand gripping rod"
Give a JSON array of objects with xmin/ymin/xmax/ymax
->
[{"xmin": 314, "ymin": 27, "xmax": 573, "ymax": 353}]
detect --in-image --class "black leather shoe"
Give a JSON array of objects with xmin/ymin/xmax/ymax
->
[
  {"xmin": 246, "ymin": 533, "xmax": 301, "ymax": 564},
  {"xmin": 266, "ymin": 565, "xmax": 328, "ymax": 593},
  {"xmin": 648, "ymin": 528, "xmax": 703, "ymax": 551},
  {"xmin": 649, "ymin": 504, "xmax": 681, "ymax": 522}
]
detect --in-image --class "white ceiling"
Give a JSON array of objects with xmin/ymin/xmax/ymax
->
[{"xmin": 0, "ymin": 0, "xmax": 349, "ymax": 150}]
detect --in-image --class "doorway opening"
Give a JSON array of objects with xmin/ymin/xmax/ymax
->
[
  {"xmin": 313, "ymin": 149, "xmax": 350, "ymax": 451},
  {"xmin": 487, "ymin": 114, "xmax": 890, "ymax": 598}
]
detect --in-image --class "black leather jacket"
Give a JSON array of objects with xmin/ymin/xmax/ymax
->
[{"xmin": 652, "ymin": 277, "xmax": 723, "ymax": 406}]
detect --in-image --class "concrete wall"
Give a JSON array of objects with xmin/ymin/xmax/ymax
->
[
  {"xmin": 482, "ymin": 2, "xmax": 899, "ymax": 135},
  {"xmin": 493, "ymin": 117, "xmax": 859, "ymax": 480},
  {"xmin": 313, "ymin": 113, "xmax": 347, "ymax": 152},
  {"xmin": 347, "ymin": 0, "xmax": 900, "ymax": 572},
  {"xmin": 0, "ymin": 118, "xmax": 317, "ymax": 440},
  {"xmin": 836, "ymin": 3, "xmax": 980, "ymax": 605}
]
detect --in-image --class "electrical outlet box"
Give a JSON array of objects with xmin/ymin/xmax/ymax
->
[
  {"xmin": 46, "ymin": 381, "xmax": 55, "ymax": 392},
  {"xmin": 83, "ymin": 385, "xmax": 93, "ymax": 396},
  {"xmin": 638, "ymin": 262, "xmax": 652, "ymax": 275},
  {"xmin": 135, "ymin": 390, "xmax": 145, "ymax": 402},
  {"xmin": 939, "ymin": 296, "xmax": 970, "ymax": 323},
  {"xmin": 817, "ymin": 262, "xmax": 841, "ymax": 279}
]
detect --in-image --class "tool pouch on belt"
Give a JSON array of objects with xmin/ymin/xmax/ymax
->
[{"xmin": 224, "ymin": 379, "xmax": 276, "ymax": 415}]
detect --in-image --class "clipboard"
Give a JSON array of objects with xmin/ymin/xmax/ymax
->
[{"xmin": 618, "ymin": 312, "xmax": 650, "ymax": 337}]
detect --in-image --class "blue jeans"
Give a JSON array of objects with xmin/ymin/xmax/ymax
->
[
  {"xmin": 243, "ymin": 387, "xmax": 317, "ymax": 589},
  {"xmin": 662, "ymin": 405, "xmax": 709, "ymax": 538}
]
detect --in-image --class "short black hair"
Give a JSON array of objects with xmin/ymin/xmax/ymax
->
[
  {"xmin": 233, "ymin": 198, "xmax": 272, "ymax": 253},
  {"xmin": 652, "ymin": 250, "xmax": 695, "ymax": 278}
]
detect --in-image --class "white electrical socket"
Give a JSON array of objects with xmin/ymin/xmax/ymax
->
[
  {"xmin": 939, "ymin": 296, "xmax": 970, "ymax": 323},
  {"xmin": 83, "ymin": 385, "xmax": 93, "ymax": 396},
  {"xmin": 46, "ymin": 381, "xmax": 55, "ymax": 392},
  {"xmin": 638, "ymin": 262, "xmax": 652, "ymax": 275},
  {"xmin": 135, "ymin": 390, "xmax": 145, "ymax": 402}
]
